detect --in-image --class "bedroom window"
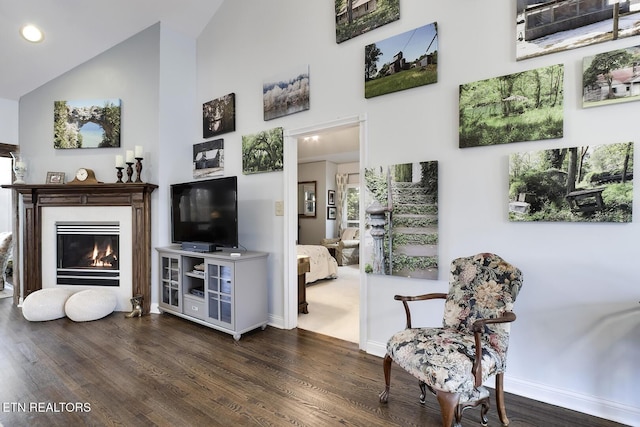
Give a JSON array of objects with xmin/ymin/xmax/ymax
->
[{"xmin": 344, "ymin": 184, "xmax": 359, "ymax": 228}]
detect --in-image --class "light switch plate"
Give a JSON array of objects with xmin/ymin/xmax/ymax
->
[{"xmin": 275, "ymin": 200, "xmax": 284, "ymax": 216}]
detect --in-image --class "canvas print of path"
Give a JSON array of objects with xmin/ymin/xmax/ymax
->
[{"xmin": 390, "ymin": 181, "xmax": 438, "ymax": 279}]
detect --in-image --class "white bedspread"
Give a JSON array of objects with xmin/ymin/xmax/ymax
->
[{"xmin": 296, "ymin": 245, "xmax": 338, "ymax": 284}]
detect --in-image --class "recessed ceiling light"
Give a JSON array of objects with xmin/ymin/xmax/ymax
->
[{"xmin": 20, "ymin": 24, "xmax": 44, "ymax": 43}]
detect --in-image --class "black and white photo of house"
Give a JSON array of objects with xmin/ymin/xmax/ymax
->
[
  {"xmin": 193, "ymin": 138, "xmax": 224, "ymax": 179},
  {"xmin": 583, "ymin": 45, "xmax": 640, "ymax": 108},
  {"xmin": 263, "ymin": 65, "xmax": 309, "ymax": 121},
  {"xmin": 516, "ymin": 0, "xmax": 640, "ymax": 61},
  {"xmin": 203, "ymin": 93, "xmax": 235, "ymax": 138},
  {"xmin": 364, "ymin": 161, "xmax": 438, "ymax": 279}
]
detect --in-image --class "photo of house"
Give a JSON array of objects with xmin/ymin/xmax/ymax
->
[
  {"xmin": 0, "ymin": 2, "xmax": 636, "ymax": 426},
  {"xmin": 583, "ymin": 45, "xmax": 640, "ymax": 107}
]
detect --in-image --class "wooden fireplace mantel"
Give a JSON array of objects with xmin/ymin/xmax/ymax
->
[{"xmin": 2, "ymin": 183, "xmax": 158, "ymax": 314}]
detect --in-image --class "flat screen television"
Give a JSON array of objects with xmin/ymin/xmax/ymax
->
[{"xmin": 170, "ymin": 176, "xmax": 238, "ymax": 252}]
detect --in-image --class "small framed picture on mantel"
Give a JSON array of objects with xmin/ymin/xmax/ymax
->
[{"xmin": 46, "ymin": 171, "xmax": 65, "ymax": 184}]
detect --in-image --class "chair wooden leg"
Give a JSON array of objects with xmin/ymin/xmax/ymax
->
[
  {"xmin": 435, "ymin": 390, "xmax": 460, "ymax": 427},
  {"xmin": 496, "ymin": 372, "xmax": 510, "ymax": 426},
  {"xmin": 379, "ymin": 354, "xmax": 393, "ymax": 403}
]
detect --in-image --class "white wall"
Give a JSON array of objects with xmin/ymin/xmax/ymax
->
[{"xmin": 197, "ymin": 1, "xmax": 640, "ymax": 424}]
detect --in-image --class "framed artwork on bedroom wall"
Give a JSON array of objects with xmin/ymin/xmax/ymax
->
[{"xmin": 328, "ymin": 190, "xmax": 335, "ymax": 205}]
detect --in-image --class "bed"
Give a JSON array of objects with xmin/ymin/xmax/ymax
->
[{"xmin": 296, "ymin": 245, "xmax": 338, "ymax": 284}]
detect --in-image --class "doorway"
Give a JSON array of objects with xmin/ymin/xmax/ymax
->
[
  {"xmin": 283, "ymin": 115, "xmax": 367, "ymax": 349},
  {"xmin": 0, "ymin": 144, "xmax": 18, "ymax": 302}
]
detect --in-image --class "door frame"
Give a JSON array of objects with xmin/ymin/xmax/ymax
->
[{"xmin": 283, "ymin": 114, "xmax": 367, "ymax": 349}]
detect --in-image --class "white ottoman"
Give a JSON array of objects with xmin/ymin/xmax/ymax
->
[
  {"xmin": 22, "ymin": 288, "xmax": 76, "ymax": 322},
  {"xmin": 65, "ymin": 289, "xmax": 117, "ymax": 322}
]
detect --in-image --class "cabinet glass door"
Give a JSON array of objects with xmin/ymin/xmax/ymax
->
[
  {"xmin": 161, "ymin": 256, "xmax": 180, "ymax": 308},
  {"xmin": 206, "ymin": 262, "xmax": 233, "ymax": 326}
]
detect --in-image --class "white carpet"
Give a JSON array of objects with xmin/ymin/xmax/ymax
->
[{"xmin": 297, "ymin": 264, "xmax": 360, "ymax": 343}]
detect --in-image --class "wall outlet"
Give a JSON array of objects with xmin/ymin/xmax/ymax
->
[{"xmin": 275, "ymin": 200, "xmax": 284, "ymax": 216}]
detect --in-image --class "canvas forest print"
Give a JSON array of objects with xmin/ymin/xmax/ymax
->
[
  {"xmin": 509, "ymin": 141, "xmax": 633, "ymax": 222},
  {"xmin": 583, "ymin": 45, "xmax": 640, "ymax": 108},
  {"xmin": 242, "ymin": 127, "xmax": 284, "ymax": 175},
  {"xmin": 365, "ymin": 22, "xmax": 438, "ymax": 99},
  {"xmin": 193, "ymin": 139, "xmax": 224, "ymax": 179},
  {"xmin": 364, "ymin": 161, "xmax": 438, "ymax": 279},
  {"xmin": 263, "ymin": 65, "xmax": 310, "ymax": 121},
  {"xmin": 54, "ymin": 99, "xmax": 121, "ymax": 149},
  {"xmin": 459, "ymin": 64, "xmax": 564, "ymax": 148},
  {"xmin": 203, "ymin": 93, "xmax": 235, "ymax": 138},
  {"xmin": 336, "ymin": 0, "xmax": 400, "ymax": 44},
  {"xmin": 516, "ymin": 0, "xmax": 640, "ymax": 61}
]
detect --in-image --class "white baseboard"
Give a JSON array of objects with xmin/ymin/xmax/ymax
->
[
  {"xmin": 366, "ymin": 339, "xmax": 638, "ymax": 426},
  {"xmin": 506, "ymin": 376, "xmax": 639, "ymax": 427}
]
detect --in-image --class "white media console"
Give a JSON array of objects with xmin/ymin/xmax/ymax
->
[{"xmin": 156, "ymin": 246, "xmax": 268, "ymax": 340}]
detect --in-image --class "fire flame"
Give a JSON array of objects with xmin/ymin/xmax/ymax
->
[{"xmin": 90, "ymin": 242, "xmax": 117, "ymax": 267}]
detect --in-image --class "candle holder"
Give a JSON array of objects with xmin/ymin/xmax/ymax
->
[
  {"xmin": 135, "ymin": 157, "xmax": 143, "ymax": 183},
  {"xmin": 125, "ymin": 162, "xmax": 134, "ymax": 183},
  {"xmin": 115, "ymin": 167, "xmax": 124, "ymax": 183}
]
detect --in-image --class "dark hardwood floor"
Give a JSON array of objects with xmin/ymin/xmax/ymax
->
[{"xmin": 0, "ymin": 298, "xmax": 626, "ymax": 427}]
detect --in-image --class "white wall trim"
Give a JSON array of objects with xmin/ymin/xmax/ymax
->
[{"xmin": 283, "ymin": 114, "xmax": 367, "ymax": 350}]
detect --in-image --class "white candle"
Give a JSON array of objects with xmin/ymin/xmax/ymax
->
[
  {"xmin": 15, "ymin": 161, "xmax": 26, "ymax": 169},
  {"xmin": 125, "ymin": 150, "xmax": 134, "ymax": 163},
  {"xmin": 134, "ymin": 145, "xmax": 143, "ymax": 158},
  {"xmin": 115, "ymin": 155, "xmax": 124, "ymax": 168}
]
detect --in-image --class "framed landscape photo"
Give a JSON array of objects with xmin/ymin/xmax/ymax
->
[
  {"xmin": 46, "ymin": 171, "xmax": 65, "ymax": 184},
  {"xmin": 459, "ymin": 64, "xmax": 564, "ymax": 148},
  {"xmin": 203, "ymin": 93, "xmax": 236, "ymax": 138},
  {"xmin": 263, "ymin": 65, "xmax": 310, "ymax": 121},
  {"xmin": 242, "ymin": 127, "xmax": 284, "ymax": 175},
  {"xmin": 516, "ymin": 0, "xmax": 640, "ymax": 61},
  {"xmin": 508, "ymin": 141, "xmax": 633, "ymax": 223},
  {"xmin": 336, "ymin": 0, "xmax": 400, "ymax": 44},
  {"xmin": 54, "ymin": 99, "xmax": 121, "ymax": 149},
  {"xmin": 365, "ymin": 22, "xmax": 438, "ymax": 99},
  {"xmin": 582, "ymin": 45, "xmax": 640, "ymax": 108}
]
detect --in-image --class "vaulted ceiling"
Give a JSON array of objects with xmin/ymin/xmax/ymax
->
[{"xmin": 0, "ymin": 0, "xmax": 223, "ymax": 101}]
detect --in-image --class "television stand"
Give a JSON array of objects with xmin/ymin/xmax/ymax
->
[{"xmin": 157, "ymin": 246, "xmax": 268, "ymax": 340}]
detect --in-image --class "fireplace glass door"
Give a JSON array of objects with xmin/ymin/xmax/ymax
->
[{"xmin": 56, "ymin": 222, "xmax": 120, "ymax": 286}]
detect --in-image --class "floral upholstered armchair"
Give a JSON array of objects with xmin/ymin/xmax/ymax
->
[{"xmin": 379, "ymin": 253, "xmax": 523, "ymax": 427}]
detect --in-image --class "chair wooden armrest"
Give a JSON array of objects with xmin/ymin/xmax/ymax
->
[
  {"xmin": 471, "ymin": 311, "xmax": 517, "ymax": 387},
  {"xmin": 393, "ymin": 293, "xmax": 448, "ymax": 329}
]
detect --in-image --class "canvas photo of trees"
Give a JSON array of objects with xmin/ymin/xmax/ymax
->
[
  {"xmin": 364, "ymin": 161, "xmax": 438, "ymax": 279},
  {"xmin": 459, "ymin": 64, "xmax": 564, "ymax": 148},
  {"xmin": 364, "ymin": 22, "xmax": 438, "ymax": 99},
  {"xmin": 509, "ymin": 141, "xmax": 633, "ymax": 222},
  {"xmin": 203, "ymin": 93, "xmax": 235, "ymax": 138},
  {"xmin": 54, "ymin": 99, "xmax": 121, "ymax": 149},
  {"xmin": 335, "ymin": 0, "xmax": 400, "ymax": 44},
  {"xmin": 241, "ymin": 127, "xmax": 283, "ymax": 175},
  {"xmin": 263, "ymin": 65, "xmax": 309, "ymax": 121},
  {"xmin": 583, "ymin": 45, "xmax": 640, "ymax": 108}
]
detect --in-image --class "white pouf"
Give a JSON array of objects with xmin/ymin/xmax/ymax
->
[
  {"xmin": 65, "ymin": 289, "xmax": 117, "ymax": 322},
  {"xmin": 22, "ymin": 288, "xmax": 76, "ymax": 322}
]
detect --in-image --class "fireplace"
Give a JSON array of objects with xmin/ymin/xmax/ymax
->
[
  {"xmin": 56, "ymin": 222, "xmax": 120, "ymax": 286},
  {"xmin": 3, "ymin": 183, "xmax": 157, "ymax": 314},
  {"xmin": 42, "ymin": 206, "xmax": 132, "ymax": 310}
]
